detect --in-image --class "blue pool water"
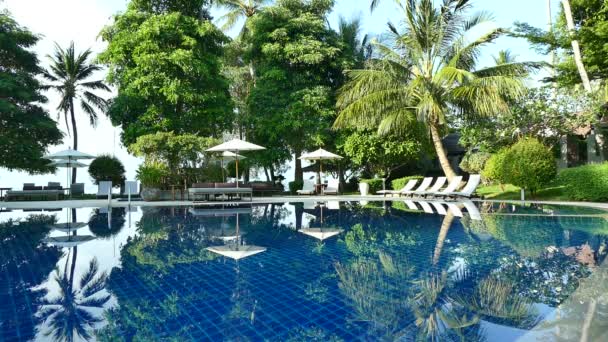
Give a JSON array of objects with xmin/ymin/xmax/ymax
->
[{"xmin": 1, "ymin": 200, "xmax": 607, "ymax": 341}]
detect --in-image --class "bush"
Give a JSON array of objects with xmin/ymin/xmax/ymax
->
[
  {"xmin": 502, "ymin": 138, "xmax": 556, "ymax": 193},
  {"xmin": 459, "ymin": 151, "xmax": 491, "ymax": 174},
  {"xmin": 88, "ymin": 155, "xmax": 126, "ymax": 188},
  {"xmin": 484, "ymin": 138, "xmax": 556, "ymax": 192},
  {"xmin": 288, "ymin": 180, "xmax": 303, "ymax": 195},
  {"xmin": 359, "ymin": 178, "xmax": 384, "ymax": 193},
  {"xmin": 136, "ymin": 162, "xmax": 169, "ymax": 189},
  {"xmin": 482, "ymin": 149, "xmax": 509, "ymax": 184},
  {"xmin": 391, "ymin": 175, "xmax": 423, "ymax": 190},
  {"xmin": 557, "ymin": 163, "xmax": 608, "ymax": 201}
]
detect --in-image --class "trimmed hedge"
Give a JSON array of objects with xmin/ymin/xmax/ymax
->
[
  {"xmin": 88, "ymin": 155, "xmax": 126, "ymax": 188},
  {"xmin": 288, "ymin": 180, "xmax": 303, "ymax": 195},
  {"xmin": 482, "ymin": 148, "xmax": 509, "ymax": 184},
  {"xmin": 359, "ymin": 178, "xmax": 384, "ymax": 193},
  {"xmin": 557, "ymin": 163, "xmax": 608, "ymax": 201},
  {"xmin": 391, "ymin": 175, "xmax": 423, "ymax": 191}
]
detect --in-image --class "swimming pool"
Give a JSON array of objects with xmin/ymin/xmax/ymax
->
[{"xmin": 1, "ymin": 200, "xmax": 607, "ymax": 341}]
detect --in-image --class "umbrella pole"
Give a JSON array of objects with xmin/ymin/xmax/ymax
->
[
  {"xmin": 221, "ymin": 157, "xmax": 225, "ymax": 183},
  {"xmin": 235, "ymin": 152, "xmax": 239, "ymax": 188},
  {"xmin": 320, "ymin": 160, "xmax": 323, "ymax": 195}
]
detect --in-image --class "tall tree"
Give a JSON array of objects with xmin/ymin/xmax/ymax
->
[
  {"xmin": 335, "ymin": 0, "xmax": 540, "ymax": 180},
  {"xmin": 0, "ymin": 12, "xmax": 63, "ymax": 173},
  {"xmin": 98, "ymin": 0, "xmax": 233, "ymax": 147},
  {"xmin": 516, "ymin": 0, "xmax": 608, "ymax": 88},
  {"xmin": 44, "ymin": 42, "xmax": 109, "ymax": 183},
  {"xmin": 216, "ymin": 0, "xmax": 270, "ymax": 35},
  {"xmin": 245, "ymin": 0, "xmax": 344, "ymax": 183}
]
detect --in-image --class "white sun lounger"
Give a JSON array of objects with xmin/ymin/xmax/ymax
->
[
  {"xmin": 96, "ymin": 181, "xmax": 112, "ymax": 199},
  {"xmin": 324, "ymin": 179, "xmax": 339, "ymax": 195},
  {"xmin": 428, "ymin": 176, "xmax": 463, "ymax": 197},
  {"xmin": 414, "ymin": 177, "xmax": 446, "ymax": 197},
  {"xmin": 297, "ymin": 180, "xmax": 315, "ymax": 195},
  {"xmin": 377, "ymin": 179, "xmax": 418, "ymax": 196},
  {"xmin": 402, "ymin": 177, "xmax": 432, "ymax": 197},
  {"xmin": 443, "ymin": 175, "xmax": 481, "ymax": 198}
]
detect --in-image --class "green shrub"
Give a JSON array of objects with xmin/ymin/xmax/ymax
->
[
  {"xmin": 359, "ymin": 178, "xmax": 384, "ymax": 193},
  {"xmin": 557, "ymin": 163, "xmax": 608, "ymax": 201},
  {"xmin": 482, "ymin": 149, "xmax": 509, "ymax": 184},
  {"xmin": 136, "ymin": 162, "xmax": 169, "ymax": 189},
  {"xmin": 391, "ymin": 175, "xmax": 423, "ymax": 191},
  {"xmin": 288, "ymin": 180, "xmax": 303, "ymax": 195},
  {"xmin": 502, "ymin": 138, "xmax": 557, "ymax": 193},
  {"xmin": 88, "ymin": 155, "xmax": 126, "ymax": 188},
  {"xmin": 459, "ymin": 151, "xmax": 491, "ymax": 174}
]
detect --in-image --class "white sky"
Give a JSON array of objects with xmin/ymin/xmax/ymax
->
[{"xmin": 0, "ymin": 0, "xmax": 554, "ymax": 191}]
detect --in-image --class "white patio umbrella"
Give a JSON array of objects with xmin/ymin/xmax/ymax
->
[
  {"xmin": 299, "ymin": 148, "xmax": 342, "ymax": 191},
  {"xmin": 45, "ymin": 149, "xmax": 95, "ymax": 187},
  {"xmin": 48, "ymin": 160, "xmax": 88, "ymax": 196},
  {"xmin": 218, "ymin": 151, "xmax": 247, "ymax": 183},
  {"xmin": 206, "ymin": 139, "xmax": 265, "ymax": 187}
]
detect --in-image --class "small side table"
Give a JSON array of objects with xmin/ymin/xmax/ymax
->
[{"xmin": 0, "ymin": 187, "xmax": 12, "ymax": 200}]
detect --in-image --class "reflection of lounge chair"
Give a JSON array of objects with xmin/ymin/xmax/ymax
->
[
  {"xmin": 378, "ymin": 179, "xmax": 418, "ymax": 196},
  {"xmin": 404, "ymin": 200, "xmax": 419, "ymax": 211},
  {"xmin": 428, "ymin": 176, "xmax": 463, "ymax": 198},
  {"xmin": 297, "ymin": 181, "xmax": 315, "ymax": 195},
  {"xmin": 430, "ymin": 202, "xmax": 447, "ymax": 215},
  {"xmin": 401, "ymin": 177, "xmax": 432, "ymax": 197},
  {"xmin": 462, "ymin": 200, "xmax": 482, "ymax": 220},
  {"xmin": 443, "ymin": 175, "xmax": 480, "ymax": 198},
  {"xmin": 324, "ymin": 179, "xmax": 339, "ymax": 195},
  {"xmin": 416, "ymin": 177, "xmax": 446, "ymax": 197},
  {"xmin": 97, "ymin": 181, "xmax": 112, "ymax": 199},
  {"xmin": 326, "ymin": 201, "xmax": 340, "ymax": 210},
  {"xmin": 418, "ymin": 201, "xmax": 434, "ymax": 214},
  {"xmin": 444, "ymin": 202, "xmax": 464, "ymax": 217}
]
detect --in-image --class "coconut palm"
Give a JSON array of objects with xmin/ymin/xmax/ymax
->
[
  {"xmin": 44, "ymin": 42, "xmax": 109, "ymax": 184},
  {"xmin": 334, "ymin": 0, "xmax": 542, "ymax": 180},
  {"xmin": 39, "ymin": 258, "xmax": 110, "ymax": 342},
  {"xmin": 215, "ymin": 0, "xmax": 270, "ymax": 35},
  {"xmin": 560, "ymin": 0, "xmax": 591, "ymax": 92}
]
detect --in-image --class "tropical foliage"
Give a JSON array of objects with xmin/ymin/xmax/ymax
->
[
  {"xmin": 88, "ymin": 155, "xmax": 126, "ymax": 187},
  {"xmin": 0, "ymin": 13, "xmax": 63, "ymax": 173},
  {"xmin": 44, "ymin": 42, "xmax": 110, "ymax": 183},
  {"xmin": 98, "ymin": 0, "xmax": 233, "ymax": 146},
  {"xmin": 334, "ymin": 0, "xmax": 541, "ymax": 180}
]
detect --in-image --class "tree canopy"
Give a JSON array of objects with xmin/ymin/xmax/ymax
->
[
  {"xmin": 0, "ymin": 12, "xmax": 63, "ymax": 173},
  {"xmin": 98, "ymin": 2, "xmax": 234, "ymax": 146}
]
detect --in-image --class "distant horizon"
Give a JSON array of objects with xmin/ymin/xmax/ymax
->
[{"xmin": 0, "ymin": 0, "xmax": 556, "ymax": 192}]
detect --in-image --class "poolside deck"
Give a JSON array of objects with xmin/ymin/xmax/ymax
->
[{"xmin": 2, "ymin": 195, "xmax": 608, "ymax": 211}]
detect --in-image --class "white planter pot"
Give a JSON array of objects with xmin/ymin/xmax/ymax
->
[{"xmin": 358, "ymin": 182, "xmax": 369, "ymax": 196}]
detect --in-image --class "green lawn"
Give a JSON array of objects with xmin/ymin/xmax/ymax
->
[{"xmin": 476, "ymin": 183, "xmax": 570, "ymax": 201}]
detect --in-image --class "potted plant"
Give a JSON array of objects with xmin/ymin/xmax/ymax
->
[{"xmin": 136, "ymin": 162, "xmax": 167, "ymax": 201}]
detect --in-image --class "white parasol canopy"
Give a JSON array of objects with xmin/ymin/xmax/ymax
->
[
  {"xmin": 299, "ymin": 148, "xmax": 343, "ymax": 161},
  {"xmin": 44, "ymin": 149, "xmax": 95, "ymax": 160},
  {"xmin": 206, "ymin": 139, "xmax": 265, "ymax": 187},
  {"xmin": 50, "ymin": 222, "xmax": 88, "ymax": 233},
  {"xmin": 206, "ymin": 245, "xmax": 267, "ymax": 260},
  {"xmin": 299, "ymin": 148, "xmax": 342, "ymax": 190},
  {"xmin": 43, "ymin": 235, "xmax": 96, "ymax": 248},
  {"xmin": 299, "ymin": 228, "xmax": 343, "ymax": 241},
  {"xmin": 48, "ymin": 160, "xmax": 88, "ymax": 168}
]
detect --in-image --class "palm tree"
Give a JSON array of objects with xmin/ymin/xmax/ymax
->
[
  {"xmin": 44, "ymin": 42, "xmax": 109, "ymax": 184},
  {"xmin": 560, "ymin": 0, "xmax": 592, "ymax": 92},
  {"xmin": 39, "ymin": 258, "xmax": 110, "ymax": 342},
  {"xmin": 334, "ymin": 0, "xmax": 542, "ymax": 180},
  {"xmin": 215, "ymin": 0, "xmax": 270, "ymax": 35}
]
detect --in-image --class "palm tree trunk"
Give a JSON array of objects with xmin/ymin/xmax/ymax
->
[
  {"xmin": 433, "ymin": 212, "xmax": 455, "ymax": 264},
  {"xmin": 580, "ymin": 298, "xmax": 597, "ymax": 342},
  {"xmin": 430, "ymin": 124, "xmax": 457, "ymax": 181},
  {"xmin": 69, "ymin": 100, "xmax": 78, "ymax": 184},
  {"xmin": 561, "ymin": 0, "xmax": 592, "ymax": 92}
]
